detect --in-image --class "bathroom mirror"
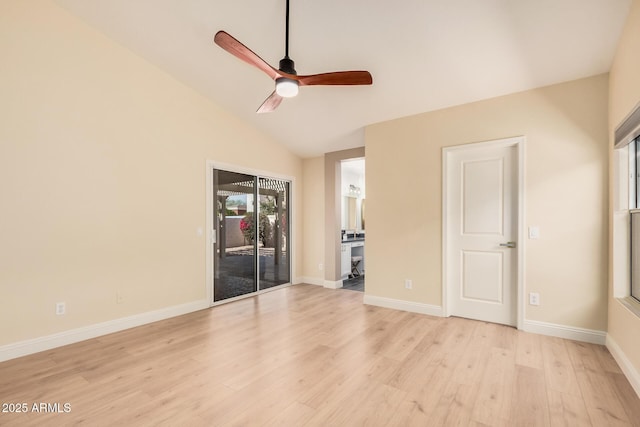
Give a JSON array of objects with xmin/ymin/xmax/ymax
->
[{"xmin": 342, "ymin": 196, "xmax": 365, "ymax": 231}]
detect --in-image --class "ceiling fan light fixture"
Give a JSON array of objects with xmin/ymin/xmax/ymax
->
[{"xmin": 275, "ymin": 77, "xmax": 299, "ymax": 98}]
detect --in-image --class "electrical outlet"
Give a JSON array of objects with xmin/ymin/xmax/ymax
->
[
  {"xmin": 56, "ymin": 302, "xmax": 66, "ymax": 315},
  {"xmin": 318, "ymin": 263, "xmax": 323, "ymax": 271},
  {"xmin": 405, "ymin": 279, "xmax": 412, "ymax": 289},
  {"xmin": 529, "ymin": 292, "xmax": 540, "ymax": 306},
  {"xmin": 116, "ymin": 291, "xmax": 124, "ymax": 304}
]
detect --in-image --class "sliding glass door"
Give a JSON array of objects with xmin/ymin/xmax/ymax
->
[
  {"xmin": 213, "ymin": 170, "xmax": 257, "ymax": 301},
  {"xmin": 258, "ymin": 177, "xmax": 290, "ymax": 289},
  {"xmin": 213, "ymin": 168, "xmax": 290, "ymax": 302}
]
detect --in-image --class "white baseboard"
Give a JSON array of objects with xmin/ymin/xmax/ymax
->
[
  {"xmin": 363, "ymin": 295, "xmax": 443, "ymax": 317},
  {"xmin": 300, "ymin": 276, "xmax": 324, "ymax": 286},
  {"xmin": 522, "ymin": 319, "xmax": 606, "ymax": 345},
  {"xmin": 324, "ymin": 279, "xmax": 344, "ymax": 289},
  {"xmin": 606, "ymin": 334, "xmax": 640, "ymax": 398},
  {"xmin": 0, "ymin": 299, "xmax": 209, "ymax": 363}
]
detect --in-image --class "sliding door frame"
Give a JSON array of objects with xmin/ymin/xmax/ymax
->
[{"xmin": 205, "ymin": 160, "xmax": 295, "ymax": 306}]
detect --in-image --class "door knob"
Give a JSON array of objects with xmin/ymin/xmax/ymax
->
[{"xmin": 499, "ymin": 241, "xmax": 516, "ymax": 248}]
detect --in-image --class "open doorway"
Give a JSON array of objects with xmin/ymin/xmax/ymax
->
[{"xmin": 340, "ymin": 158, "xmax": 365, "ymax": 292}]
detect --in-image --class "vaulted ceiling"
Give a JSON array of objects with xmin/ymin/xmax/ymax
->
[{"xmin": 56, "ymin": 0, "xmax": 631, "ymax": 157}]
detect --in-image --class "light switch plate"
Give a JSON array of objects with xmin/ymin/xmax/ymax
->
[
  {"xmin": 528, "ymin": 226, "xmax": 540, "ymax": 239},
  {"xmin": 56, "ymin": 302, "xmax": 66, "ymax": 315}
]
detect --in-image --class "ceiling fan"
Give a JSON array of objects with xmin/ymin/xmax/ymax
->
[{"xmin": 214, "ymin": 0, "xmax": 373, "ymax": 113}]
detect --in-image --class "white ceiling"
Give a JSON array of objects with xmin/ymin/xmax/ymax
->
[{"xmin": 56, "ymin": 0, "xmax": 631, "ymax": 158}]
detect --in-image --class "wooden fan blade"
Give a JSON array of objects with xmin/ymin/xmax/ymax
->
[
  {"xmin": 214, "ymin": 31, "xmax": 280, "ymax": 81},
  {"xmin": 297, "ymin": 71, "xmax": 372, "ymax": 86},
  {"xmin": 257, "ymin": 91, "xmax": 283, "ymax": 114}
]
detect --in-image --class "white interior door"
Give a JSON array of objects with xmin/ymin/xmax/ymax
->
[{"xmin": 445, "ymin": 141, "xmax": 518, "ymax": 326}]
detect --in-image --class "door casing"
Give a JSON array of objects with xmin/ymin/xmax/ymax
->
[{"xmin": 442, "ymin": 136, "xmax": 525, "ymax": 329}]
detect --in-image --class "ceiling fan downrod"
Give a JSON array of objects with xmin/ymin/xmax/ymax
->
[
  {"xmin": 279, "ymin": 0, "xmax": 296, "ymax": 75},
  {"xmin": 275, "ymin": 0, "xmax": 298, "ymax": 97}
]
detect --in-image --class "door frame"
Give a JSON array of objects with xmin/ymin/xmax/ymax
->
[
  {"xmin": 441, "ymin": 136, "xmax": 526, "ymax": 329},
  {"xmin": 205, "ymin": 160, "xmax": 296, "ymax": 307}
]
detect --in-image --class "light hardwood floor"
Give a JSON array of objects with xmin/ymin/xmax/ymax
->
[{"xmin": 0, "ymin": 284, "xmax": 638, "ymax": 426}]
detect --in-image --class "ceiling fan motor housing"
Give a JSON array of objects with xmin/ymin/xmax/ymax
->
[{"xmin": 279, "ymin": 57, "xmax": 297, "ymax": 75}]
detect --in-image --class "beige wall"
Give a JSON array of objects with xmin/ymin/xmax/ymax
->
[
  {"xmin": 366, "ymin": 74, "xmax": 609, "ymax": 331},
  {"xmin": 302, "ymin": 156, "xmax": 325, "ymax": 284},
  {"xmin": 0, "ymin": 0, "xmax": 302, "ymax": 346},
  {"xmin": 609, "ymin": 0, "xmax": 640, "ymax": 381}
]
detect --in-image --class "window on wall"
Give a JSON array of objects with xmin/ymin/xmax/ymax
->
[
  {"xmin": 630, "ymin": 137, "xmax": 640, "ymax": 209},
  {"xmin": 629, "ymin": 136, "xmax": 640, "ymax": 302},
  {"xmin": 615, "ymin": 102, "xmax": 640, "ymax": 303}
]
